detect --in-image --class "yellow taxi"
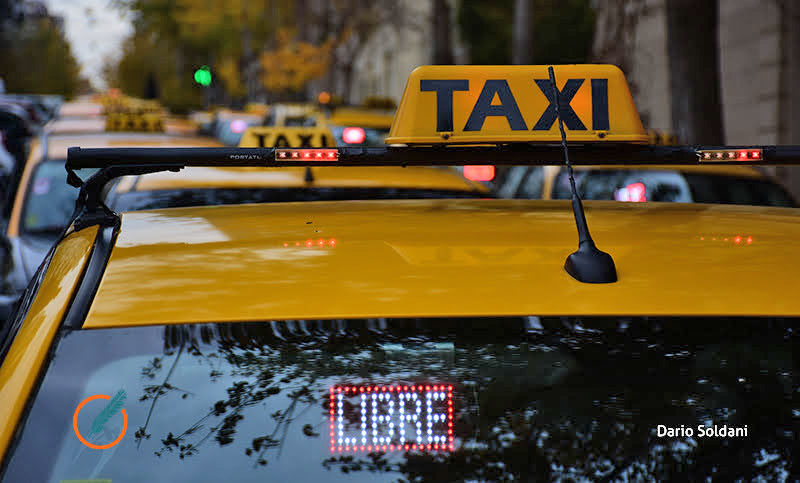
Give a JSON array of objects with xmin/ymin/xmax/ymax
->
[{"xmin": 0, "ymin": 65, "xmax": 794, "ymax": 481}]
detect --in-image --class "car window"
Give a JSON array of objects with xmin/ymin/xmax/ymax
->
[
  {"xmin": 517, "ymin": 167, "xmax": 544, "ymax": 199},
  {"xmin": 2, "ymin": 317, "xmax": 793, "ymax": 482},
  {"xmin": 682, "ymin": 173, "xmax": 796, "ymax": 207},
  {"xmin": 109, "ymin": 188, "xmax": 485, "ymax": 212},
  {"xmin": 20, "ymin": 159, "xmax": 78, "ymax": 235},
  {"xmin": 552, "ymin": 169, "xmax": 795, "ymax": 207}
]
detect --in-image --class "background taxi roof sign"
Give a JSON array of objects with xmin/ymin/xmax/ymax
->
[
  {"xmin": 386, "ymin": 64, "xmax": 648, "ymax": 145},
  {"xmin": 239, "ymin": 126, "xmax": 335, "ymax": 148}
]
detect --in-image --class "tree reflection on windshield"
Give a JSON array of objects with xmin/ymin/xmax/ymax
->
[{"xmin": 117, "ymin": 318, "xmax": 794, "ymax": 481}]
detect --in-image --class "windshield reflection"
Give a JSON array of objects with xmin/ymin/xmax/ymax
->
[{"xmin": 2, "ymin": 318, "xmax": 794, "ymax": 482}]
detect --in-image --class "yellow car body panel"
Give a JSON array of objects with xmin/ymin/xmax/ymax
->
[
  {"xmin": 82, "ymin": 200, "xmax": 800, "ymax": 328},
  {"xmin": 387, "ymin": 65, "xmax": 647, "ymax": 144},
  {"xmin": 539, "ymin": 165, "xmax": 773, "ymax": 199},
  {"xmin": 0, "ymin": 226, "xmax": 98, "ymax": 458},
  {"xmin": 6, "ymin": 134, "xmax": 223, "ymax": 237},
  {"xmin": 115, "ymin": 166, "xmax": 489, "ymax": 193}
]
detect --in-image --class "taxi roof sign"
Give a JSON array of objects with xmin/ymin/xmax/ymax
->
[
  {"xmin": 239, "ymin": 126, "xmax": 335, "ymax": 148},
  {"xmin": 386, "ymin": 65, "xmax": 648, "ymax": 145}
]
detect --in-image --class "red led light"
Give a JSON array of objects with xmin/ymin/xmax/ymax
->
[
  {"xmin": 737, "ymin": 150, "xmax": 748, "ymax": 160},
  {"xmin": 751, "ymin": 150, "xmax": 760, "ymax": 159},
  {"xmin": 283, "ymin": 243, "xmax": 288, "ymax": 247},
  {"xmin": 464, "ymin": 165, "xmax": 495, "ymax": 182},
  {"xmin": 305, "ymin": 239, "xmax": 313, "ymax": 247},
  {"xmin": 342, "ymin": 127, "xmax": 366, "ymax": 144},
  {"xmin": 276, "ymin": 149, "xmax": 339, "ymax": 161},
  {"xmin": 734, "ymin": 235, "xmax": 742, "ymax": 244},
  {"xmin": 747, "ymin": 236, "xmax": 753, "ymax": 244}
]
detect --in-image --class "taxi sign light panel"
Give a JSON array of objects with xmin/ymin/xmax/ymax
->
[
  {"xmin": 239, "ymin": 126, "xmax": 335, "ymax": 148},
  {"xmin": 386, "ymin": 65, "xmax": 648, "ymax": 144},
  {"xmin": 330, "ymin": 385, "xmax": 454, "ymax": 452}
]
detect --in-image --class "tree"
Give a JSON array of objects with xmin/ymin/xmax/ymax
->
[
  {"xmin": 432, "ymin": 0, "xmax": 454, "ymax": 65},
  {"xmin": 512, "ymin": 0, "xmax": 533, "ymax": 64},
  {"xmin": 458, "ymin": 0, "xmax": 594, "ymax": 65},
  {"xmin": 665, "ymin": 0, "xmax": 724, "ymax": 144},
  {"xmin": 0, "ymin": 15, "xmax": 84, "ymax": 97}
]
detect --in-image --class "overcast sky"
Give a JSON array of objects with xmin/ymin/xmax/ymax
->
[{"xmin": 43, "ymin": 0, "xmax": 133, "ymax": 89}]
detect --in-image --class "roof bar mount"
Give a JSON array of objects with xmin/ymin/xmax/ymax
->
[
  {"xmin": 66, "ymin": 161, "xmax": 183, "ymax": 231},
  {"xmin": 548, "ymin": 66, "xmax": 617, "ymax": 284}
]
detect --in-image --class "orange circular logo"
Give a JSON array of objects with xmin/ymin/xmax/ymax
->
[{"xmin": 72, "ymin": 394, "xmax": 127, "ymax": 449}]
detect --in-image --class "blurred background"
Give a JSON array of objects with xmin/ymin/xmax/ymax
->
[{"xmin": 1, "ymin": 0, "xmax": 799, "ymax": 192}]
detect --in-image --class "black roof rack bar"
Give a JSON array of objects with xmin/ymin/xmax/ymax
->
[{"xmin": 67, "ymin": 145, "xmax": 800, "ymax": 170}]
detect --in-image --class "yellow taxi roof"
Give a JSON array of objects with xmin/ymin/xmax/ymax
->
[
  {"xmin": 57, "ymin": 101, "xmax": 103, "ymax": 118},
  {"xmin": 44, "ymin": 118, "xmax": 106, "ymax": 135},
  {"xmin": 83, "ymin": 200, "xmax": 800, "ymax": 328},
  {"xmin": 120, "ymin": 166, "xmax": 488, "ymax": 193},
  {"xmin": 43, "ymin": 133, "xmax": 223, "ymax": 159}
]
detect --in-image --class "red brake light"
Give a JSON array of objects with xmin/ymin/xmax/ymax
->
[
  {"xmin": 615, "ymin": 182, "xmax": 646, "ymax": 202},
  {"xmin": 342, "ymin": 127, "xmax": 366, "ymax": 144},
  {"xmin": 464, "ymin": 165, "xmax": 495, "ymax": 182}
]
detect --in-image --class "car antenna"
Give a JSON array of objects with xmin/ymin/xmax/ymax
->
[{"xmin": 548, "ymin": 66, "xmax": 617, "ymax": 283}]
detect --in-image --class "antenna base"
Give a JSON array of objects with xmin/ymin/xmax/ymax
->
[{"xmin": 564, "ymin": 241, "xmax": 618, "ymax": 284}]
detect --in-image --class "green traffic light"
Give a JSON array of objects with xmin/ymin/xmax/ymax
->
[{"xmin": 194, "ymin": 66, "xmax": 211, "ymax": 87}]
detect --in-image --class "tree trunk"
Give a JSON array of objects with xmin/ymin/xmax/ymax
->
[
  {"xmin": 512, "ymin": 0, "xmax": 533, "ymax": 64},
  {"xmin": 665, "ymin": 0, "xmax": 724, "ymax": 144},
  {"xmin": 432, "ymin": 0, "xmax": 454, "ymax": 64}
]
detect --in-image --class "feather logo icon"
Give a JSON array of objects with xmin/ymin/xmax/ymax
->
[{"xmin": 73, "ymin": 390, "xmax": 128, "ymax": 449}]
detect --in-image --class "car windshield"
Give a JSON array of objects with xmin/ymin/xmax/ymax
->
[
  {"xmin": 109, "ymin": 187, "xmax": 484, "ymax": 212},
  {"xmin": 2, "ymin": 317, "xmax": 793, "ymax": 482},
  {"xmin": 552, "ymin": 169, "xmax": 796, "ymax": 207},
  {"xmin": 20, "ymin": 159, "xmax": 79, "ymax": 235}
]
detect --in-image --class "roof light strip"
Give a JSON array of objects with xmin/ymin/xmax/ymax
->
[
  {"xmin": 698, "ymin": 148, "xmax": 762, "ymax": 162},
  {"xmin": 275, "ymin": 149, "xmax": 339, "ymax": 161}
]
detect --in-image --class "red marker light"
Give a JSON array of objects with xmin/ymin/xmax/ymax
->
[
  {"xmin": 464, "ymin": 165, "xmax": 495, "ymax": 182},
  {"xmin": 751, "ymin": 150, "xmax": 761, "ymax": 159},
  {"xmin": 276, "ymin": 149, "xmax": 339, "ymax": 161},
  {"xmin": 737, "ymin": 150, "xmax": 748, "ymax": 160},
  {"xmin": 747, "ymin": 236, "xmax": 753, "ymax": 244},
  {"xmin": 734, "ymin": 235, "xmax": 742, "ymax": 244},
  {"xmin": 342, "ymin": 127, "xmax": 366, "ymax": 144}
]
